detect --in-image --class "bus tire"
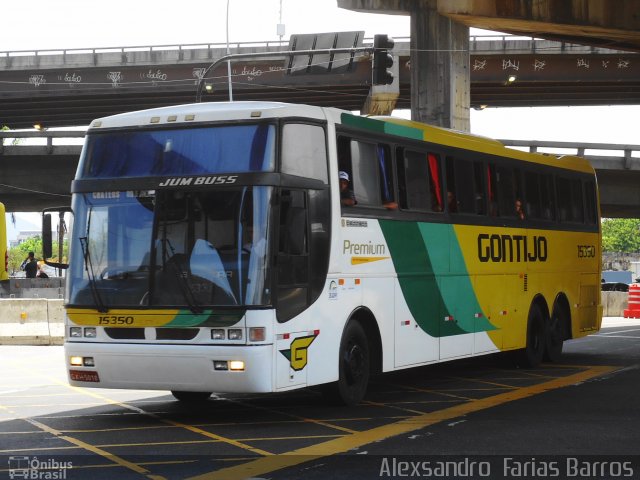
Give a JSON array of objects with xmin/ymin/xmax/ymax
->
[
  {"xmin": 171, "ymin": 391, "xmax": 212, "ymax": 402},
  {"xmin": 545, "ymin": 306, "xmax": 565, "ymax": 363},
  {"xmin": 334, "ymin": 320, "xmax": 370, "ymax": 406},
  {"xmin": 518, "ymin": 303, "xmax": 546, "ymax": 368}
]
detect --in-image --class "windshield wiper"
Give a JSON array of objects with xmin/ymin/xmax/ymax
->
[
  {"xmin": 164, "ymin": 240, "xmax": 203, "ymax": 315},
  {"xmin": 79, "ymin": 236, "xmax": 108, "ymax": 313}
]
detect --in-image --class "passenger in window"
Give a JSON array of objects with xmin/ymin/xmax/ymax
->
[
  {"xmin": 515, "ymin": 199, "xmax": 525, "ymax": 220},
  {"xmin": 339, "ymin": 171, "xmax": 357, "ymax": 206},
  {"xmin": 447, "ymin": 191, "xmax": 458, "ymax": 213}
]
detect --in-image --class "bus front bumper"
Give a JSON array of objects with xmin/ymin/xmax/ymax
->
[{"xmin": 64, "ymin": 342, "xmax": 274, "ymax": 393}]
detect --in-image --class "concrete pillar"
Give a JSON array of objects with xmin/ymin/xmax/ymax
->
[
  {"xmin": 410, "ymin": 0, "xmax": 470, "ymax": 130},
  {"xmin": 338, "ymin": 0, "xmax": 471, "ymax": 130}
]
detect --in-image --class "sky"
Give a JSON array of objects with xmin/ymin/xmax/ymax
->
[{"xmin": 3, "ymin": 0, "xmax": 639, "ymax": 234}]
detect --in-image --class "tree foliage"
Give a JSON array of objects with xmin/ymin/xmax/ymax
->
[
  {"xmin": 7, "ymin": 236, "xmax": 68, "ymax": 275},
  {"xmin": 601, "ymin": 218, "xmax": 640, "ymax": 253}
]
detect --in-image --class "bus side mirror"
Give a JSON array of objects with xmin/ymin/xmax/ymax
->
[
  {"xmin": 42, "ymin": 208, "xmax": 71, "ymax": 270},
  {"xmin": 43, "ymin": 214, "xmax": 52, "ymax": 259}
]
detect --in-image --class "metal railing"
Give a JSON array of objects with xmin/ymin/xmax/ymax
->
[
  {"xmin": 3, "ymin": 34, "xmax": 612, "ymax": 59},
  {"xmin": 2, "ymin": 131, "xmax": 638, "ymax": 168},
  {"xmin": 498, "ymin": 139, "xmax": 640, "ymax": 169}
]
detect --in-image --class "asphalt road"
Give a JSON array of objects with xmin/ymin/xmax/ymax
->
[{"xmin": 1, "ymin": 317, "xmax": 639, "ymax": 480}]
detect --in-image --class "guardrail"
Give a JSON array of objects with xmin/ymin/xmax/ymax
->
[
  {"xmin": 2, "ymin": 34, "xmax": 623, "ymax": 60},
  {"xmin": 0, "ymin": 131, "xmax": 86, "ymax": 152},
  {"xmin": 2, "ymin": 131, "xmax": 638, "ymax": 168},
  {"xmin": 498, "ymin": 139, "xmax": 640, "ymax": 169}
]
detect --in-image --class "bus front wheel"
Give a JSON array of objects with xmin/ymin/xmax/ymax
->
[
  {"xmin": 171, "ymin": 391, "xmax": 212, "ymax": 402},
  {"xmin": 518, "ymin": 303, "xmax": 546, "ymax": 368},
  {"xmin": 334, "ymin": 321, "xmax": 370, "ymax": 406}
]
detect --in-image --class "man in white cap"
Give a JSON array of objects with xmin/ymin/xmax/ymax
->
[{"xmin": 339, "ymin": 171, "xmax": 357, "ymax": 206}]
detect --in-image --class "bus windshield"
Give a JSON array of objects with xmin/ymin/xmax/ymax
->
[
  {"xmin": 79, "ymin": 124, "xmax": 276, "ymax": 178},
  {"xmin": 67, "ymin": 187, "xmax": 272, "ymax": 309}
]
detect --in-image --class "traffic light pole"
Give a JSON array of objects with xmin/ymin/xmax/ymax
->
[{"xmin": 195, "ymin": 47, "xmax": 372, "ymax": 103}]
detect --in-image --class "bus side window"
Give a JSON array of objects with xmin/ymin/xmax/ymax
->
[
  {"xmin": 282, "ymin": 123, "xmax": 328, "ymax": 182},
  {"xmin": 495, "ymin": 166, "xmax": 522, "ymax": 219},
  {"xmin": 445, "ymin": 157, "xmax": 458, "ymax": 213},
  {"xmin": 448, "ymin": 157, "xmax": 486, "ymax": 215},
  {"xmin": 487, "ymin": 164, "xmax": 498, "ymax": 216},
  {"xmin": 584, "ymin": 180, "xmax": 597, "ymax": 225},
  {"xmin": 377, "ymin": 144, "xmax": 397, "ymax": 209},
  {"xmin": 540, "ymin": 173, "xmax": 555, "ymax": 221},
  {"xmin": 571, "ymin": 178, "xmax": 584, "ymax": 223},
  {"xmin": 396, "ymin": 149, "xmax": 442, "ymax": 213},
  {"xmin": 350, "ymin": 140, "xmax": 381, "ymax": 207},
  {"xmin": 556, "ymin": 176, "xmax": 571, "ymax": 221},
  {"xmin": 525, "ymin": 171, "xmax": 541, "ymax": 219}
]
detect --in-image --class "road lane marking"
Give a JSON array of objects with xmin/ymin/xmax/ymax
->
[
  {"xmin": 6, "ymin": 357, "xmax": 274, "ymax": 458},
  {"xmin": 597, "ymin": 328, "xmax": 640, "ymax": 335},
  {"xmin": 0, "ymin": 403, "xmax": 164, "ymax": 480},
  {"xmin": 592, "ymin": 334, "xmax": 640, "ymax": 339},
  {"xmin": 221, "ymin": 396, "xmax": 358, "ymax": 435},
  {"xmin": 188, "ymin": 365, "xmax": 618, "ymax": 480}
]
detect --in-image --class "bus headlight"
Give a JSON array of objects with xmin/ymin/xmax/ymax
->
[
  {"xmin": 84, "ymin": 327, "xmax": 97, "ymax": 338},
  {"xmin": 211, "ymin": 329, "xmax": 225, "ymax": 340},
  {"xmin": 228, "ymin": 329, "xmax": 243, "ymax": 340},
  {"xmin": 70, "ymin": 327, "xmax": 82, "ymax": 338}
]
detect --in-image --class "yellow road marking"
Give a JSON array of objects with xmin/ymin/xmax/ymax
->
[
  {"xmin": 95, "ymin": 434, "xmax": 343, "ymax": 449},
  {"xmin": 6, "ymin": 357, "xmax": 274, "ymax": 459},
  {"xmin": 0, "ymin": 403, "xmax": 163, "ymax": 480},
  {"xmin": 188, "ymin": 365, "xmax": 618, "ymax": 480},
  {"xmin": 59, "ymin": 383, "xmax": 274, "ymax": 457},
  {"xmin": 224, "ymin": 397, "xmax": 358, "ymax": 435},
  {"xmin": 447, "ymin": 376, "xmax": 519, "ymax": 389},
  {"xmin": 382, "ymin": 382, "xmax": 473, "ymax": 400},
  {"xmin": 0, "ymin": 446, "xmax": 78, "ymax": 454},
  {"xmin": 362, "ymin": 400, "xmax": 427, "ymax": 416}
]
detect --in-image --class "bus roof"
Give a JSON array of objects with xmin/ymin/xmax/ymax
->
[
  {"xmin": 88, "ymin": 101, "xmax": 593, "ymax": 176},
  {"xmin": 88, "ymin": 101, "xmax": 329, "ymax": 130},
  {"xmin": 364, "ymin": 115, "xmax": 595, "ymax": 175}
]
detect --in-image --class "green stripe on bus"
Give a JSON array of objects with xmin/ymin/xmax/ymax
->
[
  {"xmin": 340, "ymin": 113, "xmax": 424, "ymax": 141},
  {"xmin": 380, "ymin": 221, "xmax": 496, "ymax": 337},
  {"xmin": 383, "ymin": 122, "xmax": 424, "ymax": 141},
  {"xmin": 166, "ymin": 310, "xmax": 245, "ymax": 327},
  {"xmin": 419, "ymin": 223, "xmax": 497, "ymax": 334},
  {"xmin": 341, "ymin": 113, "xmax": 386, "ymax": 133},
  {"xmin": 380, "ymin": 220, "xmax": 465, "ymax": 337}
]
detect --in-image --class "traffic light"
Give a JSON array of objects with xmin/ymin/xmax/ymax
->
[{"xmin": 372, "ymin": 34, "xmax": 395, "ymax": 85}]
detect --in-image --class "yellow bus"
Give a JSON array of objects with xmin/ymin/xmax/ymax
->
[
  {"xmin": 0, "ymin": 202, "xmax": 8, "ymax": 280},
  {"xmin": 48, "ymin": 102, "xmax": 602, "ymax": 405}
]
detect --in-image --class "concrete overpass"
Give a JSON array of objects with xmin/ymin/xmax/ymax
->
[
  {"xmin": 1, "ymin": 36, "xmax": 638, "ymax": 129},
  {"xmin": 1, "ymin": 131, "xmax": 639, "ymax": 218},
  {"xmin": 338, "ymin": 0, "xmax": 640, "ymax": 129}
]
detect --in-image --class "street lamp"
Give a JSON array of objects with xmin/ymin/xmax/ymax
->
[{"xmin": 226, "ymin": 0, "xmax": 233, "ymax": 101}]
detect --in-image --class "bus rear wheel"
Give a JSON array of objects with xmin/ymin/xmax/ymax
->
[
  {"xmin": 518, "ymin": 303, "xmax": 546, "ymax": 368},
  {"xmin": 545, "ymin": 306, "xmax": 565, "ymax": 363},
  {"xmin": 171, "ymin": 391, "xmax": 212, "ymax": 402},
  {"xmin": 332, "ymin": 321, "xmax": 370, "ymax": 406}
]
